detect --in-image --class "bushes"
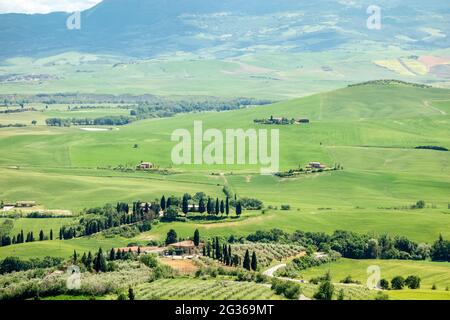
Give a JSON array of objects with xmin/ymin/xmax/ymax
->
[
  {"xmin": 313, "ymin": 279, "xmax": 334, "ymax": 300},
  {"xmin": 391, "ymin": 276, "xmax": 405, "ymax": 290},
  {"xmin": 232, "ymin": 197, "xmax": 263, "ymax": 210},
  {"xmin": 271, "ymin": 279, "xmax": 301, "ymax": 300},
  {"xmin": 289, "ymin": 251, "xmax": 341, "ymax": 271},
  {"xmin": 379, "ymin": 279, "xmax": 390, "ymax": 290},
  {"xmin": 139, "ymin": 254, "xmax": 158, "ymax": 268},
  {"xmin": 390, "ymin": 275, "xmax": 421, "ymax": 291},
  {"xmin": 247, "ymin": 228, "xmax": 445, "ymax": 262},
  {"xmin": 340, "ymin": 275, "xmax": 361, "ymax": 285},
  {"xmin": 0, "ymin": 256, "xmax": 63, "ymax": 275}
]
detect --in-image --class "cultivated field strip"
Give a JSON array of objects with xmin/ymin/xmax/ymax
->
[{"xmin": 135, "ymin": 278, "xmax": 283, "ymax": 300}]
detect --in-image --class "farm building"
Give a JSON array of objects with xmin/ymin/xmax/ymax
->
[
  {"xmin": 139, "ymin": 202, "xmax": 152, "ymax": 208},
  {"xmin": 188, "ymin": 204, "xmax": 198, "ymax": 212},
  {"xmin": 136, "ymin": 161, "xmax": 154, "ymax": 169},
  {"xmin": 15, "ymin": 201, "xmax": 36, "ymax": 207},
  {"xmin": 168, "ymin": 240, "xmax": 201, "ymax": 255}
]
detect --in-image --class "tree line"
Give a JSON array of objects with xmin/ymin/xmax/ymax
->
[
  {"xmin": 45, "ymin": 116, "xmax": 132, "ymax": 127},
  {"xmin": 244, "ymin": 229, "xmax": 449, "ymax": 262},
  {"xmin": 1, "ymin": 229, "xmax": 54, "ymax": 247}
]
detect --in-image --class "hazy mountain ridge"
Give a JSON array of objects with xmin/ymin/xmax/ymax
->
[{"xmin": 0, "ymin": 0, "xmax": 448, "ymax": 58}]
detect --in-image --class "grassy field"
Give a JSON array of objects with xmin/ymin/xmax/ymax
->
[
  {"xmin": 134, "ymin": 278, "xmax": 284, "ymax": 300},
  {"xmin": 0, "ymin": 217, "xmax": 76, "ymax": 237},
  {"xmin": 297, "ymin": 258, "xmax": 450, "ymax": 289}
]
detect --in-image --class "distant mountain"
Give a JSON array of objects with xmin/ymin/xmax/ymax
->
[{"xmin": 0, "ymin": 0, "xmax": 449, "ymax": 58}]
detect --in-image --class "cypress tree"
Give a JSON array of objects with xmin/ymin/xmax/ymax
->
[
  {"xmin": 251, "ymin": 251, "xmax": 258, "ymax": 271},
  {"xmin": 236, "ymin": 202, "xmax": 242, "ymax": 216},
  {"xmin": 199, "ymin": 198, "xmax": 206, "ymax": 213},
  {"xmin": 137, "ymin": 246, "xmax": 141, "ymax": 255},
  {"xmin": 73, "ymin": 250, "xmax": 78, "ymax": 263},
  {"xmin": 215, "ymin": 198, "xmax": 220, "ymax": 215},
  {"xmin": 50, "ymin": 229, "xmax": 53, "ymax": 240},
  {"xmin": 81, "ymin": 252, "xmax": 87, "ymax": 265},
  {"xmin": 182, "ymin": 194, "xmax": 189, "ymax": 214},
  {"xmin": 39, "ymin": 230, "xmax": 44, "ymax": 241},
  {"xmin": 86, "ymin": 251, "xmax": 93, "ymax": 269},
  {"xmin": 94, "ymin": 248, "xmax": 107, "ymax": 272},
  {"xmin": 220, "ymin": 200, "xmax": 225, "ymax": 214},
  {"xmin": 215, "ymin": 237, "xmax": 221, "ymax": 260},
  {"xmin": 223, "ymin": 244, "xmax": 227, "ymax": 263},
  {"xmin": 207, "ymin": 198, "xmax": 212, "ymax": 215},
  {"xmin": 202, "ymin": 246, "xmax": 206, "ymax": 256},
  {"xmin": 160, "ymin": 195, "xmax": 166, "ymax": 210},
  {"xmin": 109, "ymin": 248, "xmax": 116, "ymax": 261},
  {"xmin": 243, "ymin": 249, "xmax": 251, "ymax": 270},
  {"xmin": 225, "ymin": 197, "xmax": 230, "ymax": 215}
]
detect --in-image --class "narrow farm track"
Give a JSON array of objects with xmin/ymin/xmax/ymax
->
[{"xmin": 263, "ymin": 263, "xmax": 311, "ymax": 300}]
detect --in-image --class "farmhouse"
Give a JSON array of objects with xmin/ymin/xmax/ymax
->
[
  {"xmin": 139, "ymin": 202, "xmax": 152, "ymax": 208},
  {"xmin": 307, "ymin": 162, "xmax": 327, "ymax": 169},
  {"xmin": 136, "ymin": 161, "xmax": 154, "ymax": 169},
  {"xmin": 188, "ymin": 204, "xmax": 198, "ymax": 212},
  {"xmin": 168, "ymin": 240, "xmax": 199, "ymax": 255}
]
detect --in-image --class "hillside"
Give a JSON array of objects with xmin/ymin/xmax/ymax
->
[{"xmin": 0, "ymin": 83, "xmax": 449, "ymax": 253}]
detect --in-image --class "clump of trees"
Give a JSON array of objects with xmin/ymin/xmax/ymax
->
[
  {"xmin": 1, "ymin": 229, "xmax": 54, "ymax": 247},
  {"xmin": 313, "ymin": 272, "xmax": 334, "ymax": 300},
  {"xmin": 202, "ymin": 237, "xmax": 258, "ymax": 271},
  {"xmin": 46, "ymin": 116, "xmax": 133, "ymax": 127},
  {"xmin": 245, "ymin": 228, "xmax": 450, "ymax": 262},
  {"xmin": 58, "ymin": 202, "xmax": 158, "ymax": 241},
  {"xmin": 0, "ymin": 256, "xmax": 63, "ymax": 274}
]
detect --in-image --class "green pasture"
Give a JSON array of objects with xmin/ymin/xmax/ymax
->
[{"xmin": 297, "ymin": 258, "xmax": 450, "ymax": 289}]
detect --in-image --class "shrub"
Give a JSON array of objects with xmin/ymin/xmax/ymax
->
[
  {"xmin": 405, "ymin": 275, "xmax": 421, "ymax": 289},
  {"xmin": 280, "ymin": 205, "xmax": 291, "ymax": 211},
  {"xmin": 391, "ymin": 276, "xmax": 405, "ymax": 290},
  {"xmin": 379, "ymin": 278, "xmax": 389, "ymax": 290},
  {"xmin": 270, "ymin": 279, "xmax": 301, "ymax": 300},
  {"xmin": 374, "ymin": 292, "xmax": 389, "ymax": 300},
  {"xmin": 340, "ymin": 275, "xmax": 361, "ymax": 284},
  {"xmin": 313, "ymin": 280, "xmax": 334, "ymax": 300},
  {"xmin": 139, "ymin": 254, "xmax": 158, "ymax": 268}
]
